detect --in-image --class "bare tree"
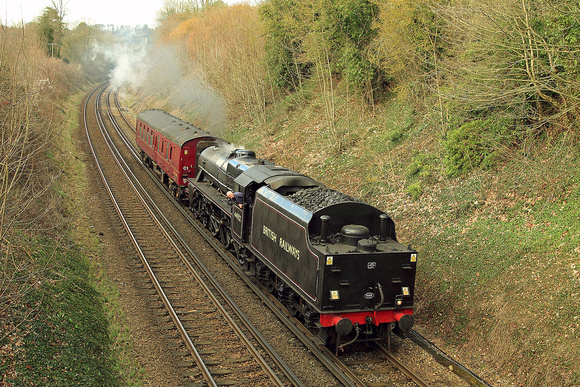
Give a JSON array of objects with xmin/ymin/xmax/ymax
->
[
  {"xmin": 430, "ymin": 0, "xmax": 580, "ymax": 128},
  {"xmin": 0, "ymin": 25, "xmax": 62, "ymax": 336},
  {"xmin": 51, "ymin": 0, "xmax": 67, "ymax": 58}
]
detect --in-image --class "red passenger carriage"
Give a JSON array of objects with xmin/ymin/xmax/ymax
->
[{"xmin": 136, "ymin": 109, "xmax": 219, "ymax": 198}]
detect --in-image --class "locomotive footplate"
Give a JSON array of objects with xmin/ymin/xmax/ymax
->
[{"xmin": 187, "ymin": 179, "xmax": 232, "ymax": 215}]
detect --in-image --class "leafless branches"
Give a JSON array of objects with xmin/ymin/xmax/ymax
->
[{"xmin": 0, "ymin": 25, "xmax": 64, "ymax": 327}]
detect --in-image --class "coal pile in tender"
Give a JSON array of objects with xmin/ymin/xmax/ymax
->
[{"xmin": 287, "ymin": 186, "xmax": 361, "ymax": 212}]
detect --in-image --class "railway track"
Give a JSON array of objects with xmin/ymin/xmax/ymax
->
[
  {"xmin": 104, "ymin": 86, "xmax": 428, "ymax": 387},
  {"xmin": 117, "ymin": 86, "xmax": 436, "ymax": 385},
  {"xmin": 84, "ymin": 83, "xmax": 492, "ymax": 387},
  {"xmin": 83, "ymin": 84, "xmax": 301, "ymax": 386}
]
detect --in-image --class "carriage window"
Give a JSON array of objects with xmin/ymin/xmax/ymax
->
[{"xmin": 170, "ymin": 147, "xmax": 173, "ymax": 161}]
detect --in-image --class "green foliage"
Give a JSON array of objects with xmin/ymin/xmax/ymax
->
[
  {"xmin": 259, "ymin": 0, "xmax": 313, "ymax": 90},
  {"xmin": 260, "ymin": 0, "xmax": 293, "ymax": 88},
  {"xmin": 388, "ymin": 126, "xmax": 405, "ymax": 143},
  {"xmin": 406, "ymin": 180, "xmax": 422, "ymax": 200},
  {"xmin": 61, "ymin": 22, "xmax": 92, "ymax": 63},
  {"xmin": 260, "ymin": 0, "xmax": 382, "ymax": 94},
  {"xmin": 531, "ymin": 1, "xmax": 580, "ymax": 111},
  {"xmin": 407, "ymin": 151, "xmax": 438, "ymax": 181},
  {"xmin": 532, "ymin": 1, "xmax": 580, "ymax": 74},
  {"xmin": 37, "ymin": 6, "xmax": 66, "ymax": 57},
  {"xmin": 433, "ymin": 0, "xmax": 580, "ymax": 130},
  {"xmin": 322, "ymin": 0, "xmax": 378, "ymax": 86},
  {"xmin": 444, "ymin": 117, "xmax": 512, "ymax": 177},
  {"xmin": 6, "ymin": 246, "xmax": 120, "ymax": 386},
  {"xmin": 370, "ymin": 0, "xmax": 446, "ymax": 95}
]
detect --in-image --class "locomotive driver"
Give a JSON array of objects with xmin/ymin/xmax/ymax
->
[{"xmin": 226, "ymin": 191, "xmax": 244, "ymax": 208}]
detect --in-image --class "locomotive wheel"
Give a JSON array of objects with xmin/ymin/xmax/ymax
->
[
  {"xmin": 220, "ymin": 227, "xmax": 233, "ymax": 250},
  {"xmin": 198, "ymin": 200, "xmax": 211, "ymax": 228},
  {"xmin": 286, "ymin": 302, "xmax": 299, "ymax": 317},
  {"xmin": 192, "ymin": 193, "xmax": 204, "ymax": 218},
  {"xmin": 234, "ymin": 244, "xmax": 249, "ymax": 268},
  {"xmin": 263, "ymin": 275, "xmax": 275, "ymax": 294},
  {"xmin": 209, "ymin": 215, "xmax": 220, "ymax": 237},
  {"xmin": 234, "ymin": 243, "xmax": 242, "ymax": 263}
]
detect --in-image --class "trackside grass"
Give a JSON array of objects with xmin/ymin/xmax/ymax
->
[
  {"xmin": 1, "ymin": 94, "xmax": 144, "ymax": 386},
  {"xmin": 4, "ymin": 244, "xmax": 119, "ymax": 386}
]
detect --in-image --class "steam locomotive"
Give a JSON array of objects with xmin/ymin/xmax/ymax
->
[{"xmin": 136, "ymin": 109, "xmax": 417, "ymax": 349}]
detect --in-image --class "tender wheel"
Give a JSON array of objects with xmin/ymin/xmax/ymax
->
[
  {"xmin": 234, "ymin": 244, "xmax": 247, "ymax": 267},
  {"xmin": 286, "ymin": 302, "xmax": 299, "ymax": 317}
]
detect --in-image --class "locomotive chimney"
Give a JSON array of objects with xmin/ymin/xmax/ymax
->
[
  {"xmin": 379, "ymin": 214, "xmax": 388, "ymax": 241},
  {"xmin": 320, "ymin": 215, "xmax": 330, "ymax": 243}
]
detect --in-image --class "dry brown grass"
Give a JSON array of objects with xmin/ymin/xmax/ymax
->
[{"xmin": 0, "ymin": 25, "xmax": 84, "ymax": 349}]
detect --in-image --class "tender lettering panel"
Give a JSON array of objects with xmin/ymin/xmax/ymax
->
[{"xmin": 251, "ymin": 194, "xmax": 319, "ymax": 301}]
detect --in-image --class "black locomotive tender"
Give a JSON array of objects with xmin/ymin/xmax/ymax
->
[{"xmin": 136, "ymin": 109, "xmax": 417, "ymax": 349}]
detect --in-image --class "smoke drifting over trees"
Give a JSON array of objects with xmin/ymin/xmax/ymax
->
[{"xmin": 106, "ymin": 31, "xmax": 227, "ymax": 135}]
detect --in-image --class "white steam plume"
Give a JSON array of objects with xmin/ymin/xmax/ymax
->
[{"xmin": 96, "ymin": 36, "xmax": 227, "ymax": 135}]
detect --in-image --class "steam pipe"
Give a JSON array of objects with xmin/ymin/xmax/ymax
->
[{"xmin": 338, "ymin": 324, "xmax": 361, "ymax": 351}]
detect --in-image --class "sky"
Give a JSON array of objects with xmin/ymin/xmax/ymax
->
[{"xmin": 1, "ymin": 0, "xmax": 245, "ymax": 27}]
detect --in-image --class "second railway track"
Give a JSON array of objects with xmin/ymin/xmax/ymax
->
[{"xmin": 83, "ymin": 84, "xmax": 302, "ymax": 386}]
